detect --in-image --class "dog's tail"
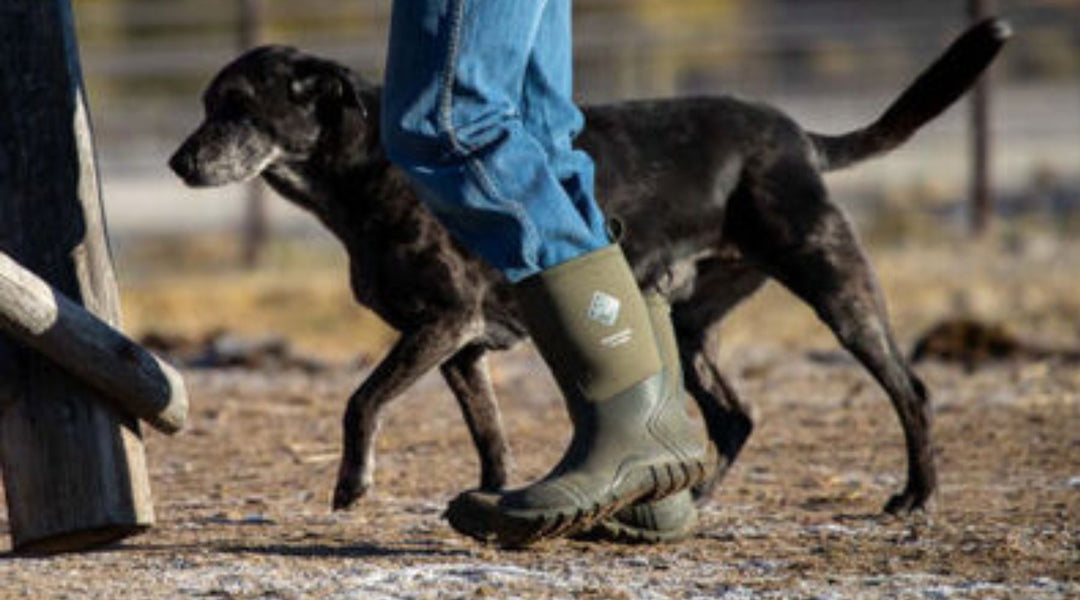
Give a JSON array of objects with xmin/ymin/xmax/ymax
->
[{"xmin": 810, "ymin": 18, "xmax": 1011, "ymax": 172}]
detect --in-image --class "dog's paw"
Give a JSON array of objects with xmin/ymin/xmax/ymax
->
[
  {"xmin": 883, "ymin": 487, "xmax": 932, "ymax": 515},
  {"xmin": 332, "ymin": 476, "xmax": 369, "ymax": 511}
]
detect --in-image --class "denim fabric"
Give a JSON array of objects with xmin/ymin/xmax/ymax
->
[{"xmin": 381, "ymin": 0, "xmax": 610, "ymax": 282}]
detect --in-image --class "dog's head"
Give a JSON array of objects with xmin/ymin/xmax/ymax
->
[{"xmin": 170, "ymin": 45, "xmax": 379, "ymax": 187}]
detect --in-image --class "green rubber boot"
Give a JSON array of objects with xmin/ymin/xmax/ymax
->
[
  {"xmin": 444, "ymin": 245, "xmax": 710, "ymax": 547},
  {"xmin": 580, "ymin": 489, "xmax": 698, "ymax": 544},
  {"xmin": 579, "ymin": 295, "xmax": 700, "ymax": 544}
]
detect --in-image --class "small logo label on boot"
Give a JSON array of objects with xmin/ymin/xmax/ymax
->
[
  {"xmin": 588, "ymin": 291, "xmax": 621, "ymax": 327},
  {"xmin": 600, "ymin": 328, "xmax": 634, "ymax": 348}
]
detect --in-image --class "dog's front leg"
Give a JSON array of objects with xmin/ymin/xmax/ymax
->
[
  {"xmin": 440, "ymin": 345, "xmax": 512, "ymax": 491},
  {"xmin": 332, "ymin": 326, "xmax": 466, "ymax": 510}
]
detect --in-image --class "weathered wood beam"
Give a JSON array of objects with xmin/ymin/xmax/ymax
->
[
  {"xmin": 0, "ymin": 251, "xmax": 188, "ymax": 434},
  {"xmin": 0, "ymin": 0, "xmax": 157, "ymax": 553}
]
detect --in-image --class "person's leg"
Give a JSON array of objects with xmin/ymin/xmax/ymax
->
[
  {"xmin": 382, "ymin": 0, "xmax": 709, "ymax": 547},
  {"xmin": 520, "ymin": 2, "xmax": 702, "ymax": 544},
  {"xmin": 517, "ymin": 0, "xmax": 605, "ymax": 239},
  {"xmin": 381, "ymin": 0, "xmax": 608, "ymax": 283}
]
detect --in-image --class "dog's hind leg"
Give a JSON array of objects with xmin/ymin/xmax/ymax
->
[
  {"xmin": 682, "ymin": 341, "xmax": 754, "ymax": 505},
  {"xmin": 671, "ymin": 259, "xmax": 764, "ymax": 504},
  {"xmin": 333, "ymin": 323, "xmax": 475, "ymax": 510},
  {"xmin": 728, "ymin": 156, "xmax": 935, "ymax": 514},
  {"xmin": 440, "ymin": 344, "xmax": 512, "ymax": 491}
]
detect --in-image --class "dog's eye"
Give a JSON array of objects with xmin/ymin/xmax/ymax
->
[{"xmin": 289, "ymin": 79, "xmax": 318, "ymax": 102}]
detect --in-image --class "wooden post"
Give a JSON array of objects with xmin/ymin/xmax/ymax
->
[
  {"xmin": 968, "ymin": 0, "xmax": 995, "ymax": 236},
  {"xmin": 0, "ymin": 251, "xmax": 188, "ymax": 435},
  {"xmin": 239, "ymin": 0, "xmax": 268, "ymax": 268},
  {"xmin": 0, "ymin": 0, "xmax": 155, "ymax": 553}
]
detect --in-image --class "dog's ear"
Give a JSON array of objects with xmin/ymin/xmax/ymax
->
[
  {"xmin": 304, "ymin": 63, "xmax": 381, "ymax": 164},
  {"xmin": 292, "ymin": 61, "xmax": 373, "ymax": 122},
  {"xmin": 330, "ymin": 65, "xmax": 377, "ymax": 123}
]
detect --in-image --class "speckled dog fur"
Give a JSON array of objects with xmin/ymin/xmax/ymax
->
[{"xmin": 170, "ymin": 19, "xmax": 1009, "ymax": 514}]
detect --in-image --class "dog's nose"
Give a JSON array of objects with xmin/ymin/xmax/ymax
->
[{"xmin": 168, "ymin": 148, "xmax": 195, "ymax": 178}]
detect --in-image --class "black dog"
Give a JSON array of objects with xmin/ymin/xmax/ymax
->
[{"xmin": 170, "ymin": 19, "xmax": 1010, "ymax": 515}]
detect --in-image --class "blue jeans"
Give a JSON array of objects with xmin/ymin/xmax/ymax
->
[{"xmin": 381, "ymin": 0, "xmax": 610, "ymax": 283}]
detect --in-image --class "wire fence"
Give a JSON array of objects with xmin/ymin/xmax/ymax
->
[{"xmin": 67, "ymin": 0, "xmax": 1080, "ymax": 235}]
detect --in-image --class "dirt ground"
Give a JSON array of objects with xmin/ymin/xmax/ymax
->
[{"xmin": 1, "ymin": 238, "xmax": 1078, "ymax": 599}]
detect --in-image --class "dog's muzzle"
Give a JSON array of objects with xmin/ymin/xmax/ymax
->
[{"xmin": 170, "ymin": 120, "xmax": 280, "ymax": 187}]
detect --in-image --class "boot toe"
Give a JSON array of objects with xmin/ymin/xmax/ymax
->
[{"xmin": 445, "ymin": 488, "xmax": 579, "ymax": 547}]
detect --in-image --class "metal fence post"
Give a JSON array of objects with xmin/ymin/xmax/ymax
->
[
  {"xmin": 968, "ymin": 0, "xmax": 995, "ymax": 236},
  {"xmin": 239, "ymin": 0, "xmax": 268, "ymax": 267}
]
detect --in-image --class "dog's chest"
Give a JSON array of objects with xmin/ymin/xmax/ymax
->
[{"xmin": 344, "ymin": 209, "xmax": 482, "ymax": 330}]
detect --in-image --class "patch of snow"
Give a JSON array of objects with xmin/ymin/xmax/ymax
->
[{"xmin": 804, "ymin": 523, "xmax": 858, "ymax": 537}]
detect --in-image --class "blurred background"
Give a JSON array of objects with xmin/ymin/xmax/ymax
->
[{"xmin": 67, "ymin": 0, "xmax": 1080, "ymax": 364}]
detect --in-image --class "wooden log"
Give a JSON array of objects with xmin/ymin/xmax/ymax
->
[
  {"xmin": 0, "ymin": 0, "xmax": 156, "ymax": 553},
  {"xmin": 0, "ymin": 251, "xmax": 188, "ymax": 434}
]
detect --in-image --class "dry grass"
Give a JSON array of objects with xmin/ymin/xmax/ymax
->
[
  {"xmin": 114, "ymin": 227, "xmax": 1080, "ymax": 368},
  {"xmin": 708, "ymin": 229, "xmax": 1080, "ymax": 363},
  {"xmin": 115, "ymin": 233, "xmax": 397, "ymax": 362}
]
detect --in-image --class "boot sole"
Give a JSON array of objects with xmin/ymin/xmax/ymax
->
[
  {"xmin": 444, "ymin": 456, "xmax": 711, "ymax": 548},
  {"xmin": 573, "ymin": 510, "xmax": 698, "ymax": 544},
  {"xmin": 572, "ymin": 491, "xmax": 699, "ymax": 545}
]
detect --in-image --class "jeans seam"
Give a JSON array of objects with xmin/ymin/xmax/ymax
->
[
  {"xmin": 437, "ymin": 0, "xmax": 542, "ymax": 269},
  {"xmin": 437, "ymin": 0, "xmax": 467, "ymax": 157}
]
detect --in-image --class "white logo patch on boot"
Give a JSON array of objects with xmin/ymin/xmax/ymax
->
[{"xmin": 588, "ymin": 291, "xmax": 621, "ymax": 327}]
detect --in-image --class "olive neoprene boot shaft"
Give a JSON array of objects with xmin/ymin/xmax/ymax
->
[
  {"xmin": 581, "ymin": 295, "xmax": 701, "ymax": 544},
  {"xmin": 444, "ymin": 244, "xmax": 709, "ymax": 547}
]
